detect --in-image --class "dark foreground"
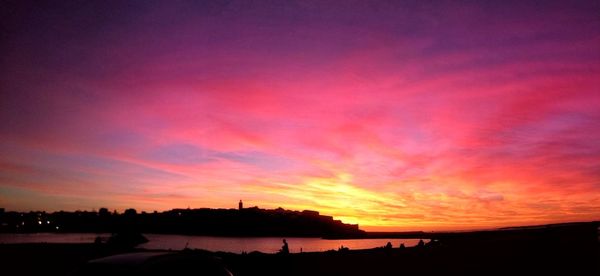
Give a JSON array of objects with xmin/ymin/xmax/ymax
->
[{"xmin": 1, "ymin": 222, "xmax": 598, "ymax": 276}]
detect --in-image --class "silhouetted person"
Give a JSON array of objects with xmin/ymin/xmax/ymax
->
[
  {"xmin": 385, "ymin": 241, "xmax": 392, "ymax": 249},
  {"xmin": 399, "ymin": 243, "xmax": 405, "ymax": 249},
  {"xmin": 280, "ymin": 239, "xmax": 289, "ymax": 254},
  {"xmin": 417, "ymin": 239, "xmax": 425, "ymax": 247}
]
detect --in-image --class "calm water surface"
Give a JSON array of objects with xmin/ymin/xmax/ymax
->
[{"xmin": 0, "ymin": 233, "xmax": 426, "ymax": 253}]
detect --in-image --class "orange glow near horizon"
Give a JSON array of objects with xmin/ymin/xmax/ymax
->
[{"xmin": 1, "ymin": 1, "xmax": 600, "ymax": 231}]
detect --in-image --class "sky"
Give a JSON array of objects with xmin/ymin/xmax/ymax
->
[{"xmin": 1, "ymin": 0, "xmax": 599, "ymax": 231}]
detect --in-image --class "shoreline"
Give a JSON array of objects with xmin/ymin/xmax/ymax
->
[
  {"xmin": 3, "ymin": 220, "xmax": 597, "ymax": 240},
  {"xmin": 1, "ymin": 221, "xmax": 598, "ymax": 276}
]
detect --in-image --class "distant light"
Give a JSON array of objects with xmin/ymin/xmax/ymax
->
[
  {"xmin": 55, "ymin": 226, "xmax": 59, "ymax": 230},
  {"xmin": 38, "ymin": 221, "xmax": 42, "ymax": 225},
  {"xmin": 46, "ymin": 221, "xmax": 50, "ymax": 224},
  {"xmin": 21, "ymin": 222, "xmax": 25, "ymax": 225}
]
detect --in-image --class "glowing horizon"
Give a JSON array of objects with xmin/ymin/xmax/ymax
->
[{"xmin": 1, "ymin": 1, "xmax": 599, "ymax": 231}]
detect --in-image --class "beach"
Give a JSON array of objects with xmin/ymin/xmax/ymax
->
[{"xmin": 1, "ymin": 222, "xmax": 598, "ymax": 276}]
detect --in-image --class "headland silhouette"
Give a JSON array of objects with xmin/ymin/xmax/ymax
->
[
  {"xmin": 0, "ymin": 203, "xmax": 363, "ymax": 238},
  {"xmin": 0, "ymin": 206, "xmax": 598, "ymax": 275}
]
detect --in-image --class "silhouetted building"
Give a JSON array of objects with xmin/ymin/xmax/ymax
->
[
  {"xmin": 124, "ymin": 208, "xmax": 137, "ymax": 216},
  {"xmin": 239, "ymin": 200, "xmax": 243, "ymax": 210},
  {"xmin": 0, "ymin": 206, "xmax": 366, "ymax": 237},
  {"xmin": 302, "ymin": 210, "xmax": 319, "ymax": 216},
  {"xmin": 98, "ymin": 208, "xmax": 110, "ymax": 217}
]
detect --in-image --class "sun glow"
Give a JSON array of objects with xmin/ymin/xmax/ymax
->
[
  {"xmin": 1, "ymin": 0, "xmax": 599, "ymax": 231},
  {"xmin": 253, "ymin": 173, "xmax": 411, "ymax": 227}
]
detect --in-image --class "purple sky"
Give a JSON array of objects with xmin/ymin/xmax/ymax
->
[{"xmin": 1, "ymin": 0, "xmax": 599, "ymax": 230}]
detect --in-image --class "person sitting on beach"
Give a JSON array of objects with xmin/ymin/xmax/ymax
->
[
  {"xmin": 279, "ymin": 239, "xmax": 289, "ymax": 254},
  {"xmin": 417, "ymin": 239, "xmax": 425, "ymax": 247},
  {"xmin": 399, "ymin": 243, "xmax": 405, "ymax": 249},
  {"xmin": 385, "ymin": 241, "xmax": 392, "ymax": 249}
]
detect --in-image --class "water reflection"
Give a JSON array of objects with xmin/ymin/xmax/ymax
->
[
  {"xmin": 0, "ymin": 233, "xmax": 426, "ymax": 253},
  {"xmin": 139, "ymin": 234, "xmax": 425, "ymax": 253}
]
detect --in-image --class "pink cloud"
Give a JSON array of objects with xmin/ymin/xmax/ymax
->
[{"xmin": 1, "ymin": 0, "xmax": 599, "ymax": 230}]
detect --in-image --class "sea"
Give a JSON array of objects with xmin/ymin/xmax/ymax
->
[{"xmin": 0, "ymin": 233, "xmax": 426, "ymax": 253}]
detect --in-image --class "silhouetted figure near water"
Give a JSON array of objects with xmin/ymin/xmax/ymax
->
[
  {"xmin": 385, "ymin": 241, "xmax": 392, "ymax": 249},
  {"xmin": 417, "ymin": 239, "xmax": 425, "ymax": 247},
  {"xmin": 399, "ymin": 243, "xmax": 405, "ymax": 249},
  {"xmin": 279, "ymin": 239, "xmax": 289, "ymax": 254}
]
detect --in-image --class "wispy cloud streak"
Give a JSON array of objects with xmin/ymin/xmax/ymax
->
[{"xmin": 1, "ymin": 0, "xmax": 599, "ymax": 230}]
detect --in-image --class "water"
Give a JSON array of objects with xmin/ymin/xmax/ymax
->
[
  {"xmin": 0, "ymin": 233, "xmax": 109, "ymax": 244},
  {"xmin": 139, "ymin": 234, "xmax": 425, "ymax": 253},
  {"xmin": 0, "ymin": 233, "xmax": 426, "ymax": 253}
]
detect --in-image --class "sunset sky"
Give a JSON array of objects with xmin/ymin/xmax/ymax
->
[{"xmin": 1, "ymin": 0, "xmax": 599, "ymax": 231}]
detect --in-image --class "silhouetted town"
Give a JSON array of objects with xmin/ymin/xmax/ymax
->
[{"xmin": 0, "ymin": 202, "xmax": 364, "ymax": 238}]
